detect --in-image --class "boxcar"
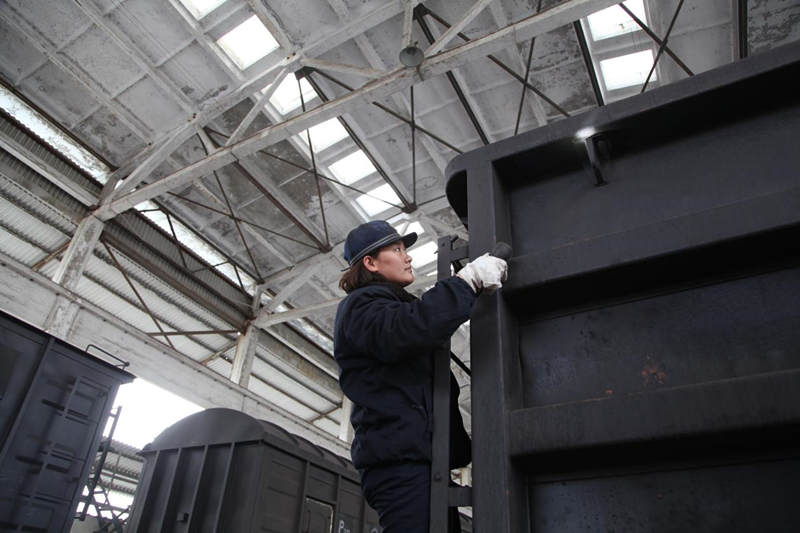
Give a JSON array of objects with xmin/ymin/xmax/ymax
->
[
  {"xmin": 445, "ymin": 41, "xmax": 800, "ymax": 532},
  {"xmin": 0, "ymin": 310, "xmax": 133, "ymax": 532},
  {"xmin": 128, "ymin": 408, "xmax": 383, "ymax": 533}
]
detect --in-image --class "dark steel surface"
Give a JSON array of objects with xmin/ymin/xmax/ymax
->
[
  {"xmin": 445, "ymin": 42, "xmax": 800, "ymax": 532},
  {"xmin": 128, "ymin": 408, "xmax": 381, "ymax": 533},
  {"xmin": 0, "ymin": 310, "xmax": 133, "ymax": 533}
]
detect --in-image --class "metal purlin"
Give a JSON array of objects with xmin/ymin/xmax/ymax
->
[
  {"xmin": 642, "ymin": 0, "xmax": 687, "ymax": 93},
  {"xmin": 102, "ymin": 240, "xmax": 176, "ymax": 351},
  {"xmin": 297, "ymin": 75, "xmax": 331, "ymax": 249},
  {"xmin": 619, "ymin": 3, "xmax": 694, "ymax": 76}
]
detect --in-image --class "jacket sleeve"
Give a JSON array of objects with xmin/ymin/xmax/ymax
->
[{"xmin": 340, "ymin": 277, "xmax": 476, "ymax": 363}]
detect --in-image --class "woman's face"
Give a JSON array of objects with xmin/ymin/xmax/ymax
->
[{"xmin": 363, "ymin": 240, "xmax": 414, "ymax": 286}]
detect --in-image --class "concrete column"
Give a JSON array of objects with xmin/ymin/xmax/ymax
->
[
  {"xmin": 230, "ymin": 323, "xmax": 259, "ymax": 388},
  {"xmin": 44, "ymin": 214, "xmax": 104, "ymax": 338},
  {"xmin": 338, "ymin": 395, "xmax": 354, "ymax": 442},
  {"xmin": 52, "ymin": 214, "xmax": 105, "ymax": 289}
]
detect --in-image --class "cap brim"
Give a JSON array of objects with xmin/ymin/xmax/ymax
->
[{"xmin": 401, "ymin": 232, "xmax": 418, "ymax": 250}]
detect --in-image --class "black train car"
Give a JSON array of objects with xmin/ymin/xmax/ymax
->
[
  {"xmin": 128, "ymin": 408, "xmax": 382, "ymax": 533},
  {"xmin": 444, "ymin": 41, "xmax": 800, "ymax": 532},
  {"xmin": 0, "ymin": 310, "xmax": 134, "ymax": 532}
]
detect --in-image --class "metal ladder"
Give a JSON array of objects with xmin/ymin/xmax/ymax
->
[{"xmin": 429, "ymin": 236, "xmax": 473, "ymax": 532}]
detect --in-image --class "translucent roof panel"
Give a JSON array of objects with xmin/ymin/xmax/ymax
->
[
  {"xmin": 178, "ymin": 0, "xmax": 228, "ymax": 19},
  {"xmin": 587, "ymin": 0, "xmax": 646, "ymax": 41},
  {"xmin": 409, "ymin": 241, "xmax": 438, "ymax": 267},
  {"xmin": 264, "ymin": 76, "xmax": 317, "ymax": 115},
  {"xmin": 217, "ymin": 15, "xmax": 279, "ymax": 70},
  {"xmin": 0, "ymin": 85, "xmax": 110, "ymax": 182},
  {"xmin": 393, "ymin": 220, "xmax": 425, "ymax": 236},
  {"xmin": 600, "ymin": 49, "xmax": 655, "ymax": 90},
  {"xmin": 329, "ymin": 150, "xmax": 376, "ymax": 185},
  {"xmin": 297, "ymin": 118, "xmax": 350, "ymax": 152},
  {"xmin": 355, "ymin": 184, "xmax": 401, "ymax": 216}
]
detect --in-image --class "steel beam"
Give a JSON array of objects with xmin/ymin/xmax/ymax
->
[
  {"xmin": 487, "ymin": 2, "xmax": 548, "ymax": 126},
  {"xmin": 424, "ymin": 0, "xmax": 495, "ymax": 57},
  {"xmin": 422, "ymin": 5, "xmax": 570, "ymax": 118},
  {"xmin": 573, "ymin": 21, "xmax": 604, "ymax": 106},
  {"xmin": 261, "ymin": 262, "xmax": 323, "ymax": 314},
  {"xmin": 109, "ymin": 0, "xmax": 413, "ymax": 200},
  {"xmin": 301, "ymin": 71, "xmax": 415, "ymax": 210},
  {"xmin": 641, "ymin": 0, "xmax": 686, "ymax": 93},
  {"xmin": 416, "ymin": 12, "xmax": 490, "ymax": 145},
  {"xmin": 0, "ymin": 251, "xmax": 350, "ymax": 456},
  {"xmin": 252, "ymin": 277, "xmax": 436, "ymax": 329},
  {"xmin": 96, "ymin": 0, "xmax": 618, "ymax": 217},
  {"xmin": 204, "ymin": 129, "xmax": 330, "ymax": 251},
  {"xmin": 619, "ymin": 3, "xmax": 694, "ymax": 76},
  {"xmin": 225, "ymin": 66, "xmax": 290, "ymax": 147},
  {"xmin": 308, "ymin": 69, "xmax": 464, "ymax": 154},
  {"xmin": 300, "ymin": 58, "xmax": 384, "ymax": 79}
]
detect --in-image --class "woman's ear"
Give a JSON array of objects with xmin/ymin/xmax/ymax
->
[{"xmin": 363, "ymin": 255, "xmax": 379, "ymax": 273}]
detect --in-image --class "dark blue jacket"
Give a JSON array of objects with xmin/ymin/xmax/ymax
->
[{"xmin": 334, "ymin": 277, "xmax": 476, "ymax": 470}]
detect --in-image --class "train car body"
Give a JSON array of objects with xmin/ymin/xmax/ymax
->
[
  {"xmin": 445, "ymin": 41, "xmax": 800, "ymax": 532},
  {"xmin": 128, "ymin": 408, "xmax": 382, "ymax": 533},
  {"xmin": 0, "ymin": 310, "xmax": 133, "ymax": 532}
]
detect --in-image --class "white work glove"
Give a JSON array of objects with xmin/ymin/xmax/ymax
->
[{"xmin": 456, "ymin": 253, "xmax": 508, "ymax": 295}]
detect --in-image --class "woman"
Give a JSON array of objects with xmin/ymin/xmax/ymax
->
[{"xmin": 333, "ymin": 220, "xmax": 507, "ymax": 532}]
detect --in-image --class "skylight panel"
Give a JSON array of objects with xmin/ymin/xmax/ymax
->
[
  {"xmin": 0, "ymin": 85, "xmax": 110, "ymax": 182},
  {"xmin": 217, "ymin": 15, "xmax": 279, "ymax": 70},
  {"xmin": 264, "ymin": 76, "xmax": 317, "ymax": 115},
  {"xmin": 600, "ymin": 49, "xmax": 655, "ymax": 90},
  {"xmin": 355, "ymin": 184, "xmax": 401, "ymax": 216},
  {"xmin": 587, "ymin": 0, "xmax": 646, "ymax": 41},
  {"xmin": 393, "ymin": 220, "xmax": 424, "ymax": 236},
  {"xmin": 329, "ymin": 150, "xmax": 376, "ymax": 185},
  {"xmin": 297, "ymin": 118, "xmax": 350, "ymax": 151},
  {"xmin": 408, "ymin": 241, "xmax": 438, "ymax": 267},
  {"xmin": 178, "ymin": 0, "xmax": 227, "ymax": 19}
]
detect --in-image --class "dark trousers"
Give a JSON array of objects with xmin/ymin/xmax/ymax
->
[{"xmin": 360, "ymin": 462, "xmax": 462, "ymax": 533}]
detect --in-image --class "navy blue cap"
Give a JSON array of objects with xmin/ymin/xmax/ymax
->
[{"xmin": 343, "ymin": 220, "xmax": 418, "ymax": 268}]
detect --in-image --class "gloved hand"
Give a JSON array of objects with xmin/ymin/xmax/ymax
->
[{"xmin": 456, "ymin": 253, "xmax": 508, "ymax": 294}]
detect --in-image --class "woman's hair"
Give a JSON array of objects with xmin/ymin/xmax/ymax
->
[{"xmin": 339, "ymin": 255, "xmax": 386, "ymax": 294}]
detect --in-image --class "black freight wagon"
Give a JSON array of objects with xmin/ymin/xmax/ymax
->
[
  {"xmin": 128, "ymin": 408, "xmax": 383, "ymax": 533},
  {"xmin": 0, "ymin": 310, "xmax": 134, "ymax": 532},
  {"xmin": 444, "ymin": 41, "xmax": 800, "ymax": 532}
]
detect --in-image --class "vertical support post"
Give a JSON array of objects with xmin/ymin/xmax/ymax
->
[
  {"xmin": 466, "ymin": 162, "xmax": 526, "ymax": 533},
  {"xmin": 51, "ymin": 215, "xmax": 104, "ymax": 287},
  {"xmin": 338, "ymin": 396, "xmax": 354, "ymax": 442},
  {"xmin": 230, "ymin": 324, "xmax": 258, "ymax": 388},
  {"xmin": 429, "ymin": 235, "xmax": 455, "ymax": 533},
  {"xmin": 45, "ymin": 215, "xmax": 105, "ymax": 337}
]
